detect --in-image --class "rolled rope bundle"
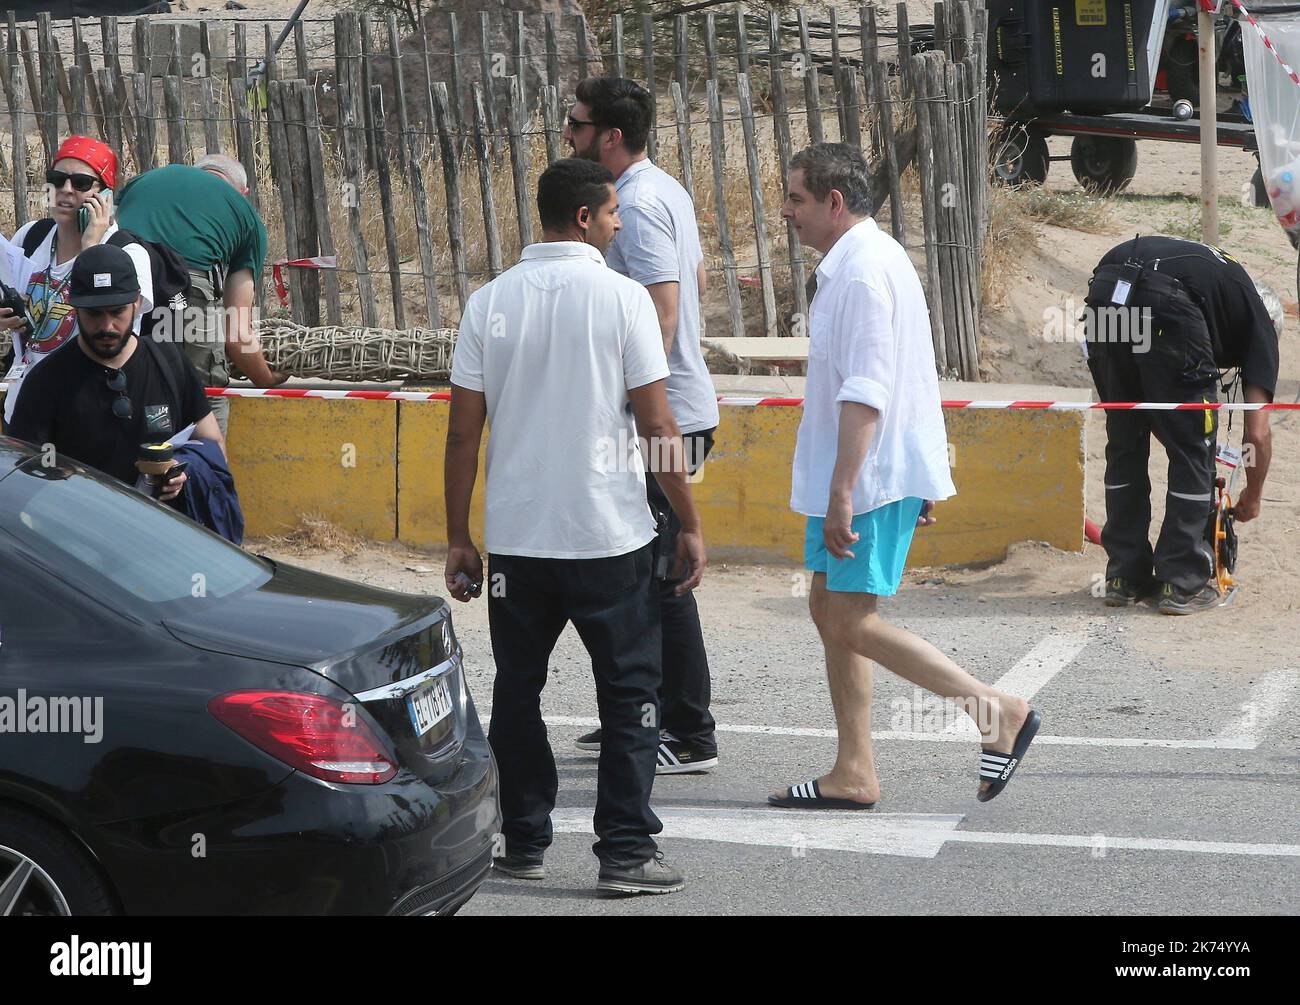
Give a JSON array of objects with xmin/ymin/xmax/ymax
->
[{"xmin": 251, "ymin": 320, "xmax": 458, "ymax": 383}]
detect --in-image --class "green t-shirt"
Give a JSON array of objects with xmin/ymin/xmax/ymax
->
[{"xmin": 117, "ymin": 164, "xmax": 268, "ymax": 282}]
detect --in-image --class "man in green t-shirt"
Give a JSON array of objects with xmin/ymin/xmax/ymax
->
[{"xmin": 117, "ymin": 155, "xmax": 287, "ymax": 433}]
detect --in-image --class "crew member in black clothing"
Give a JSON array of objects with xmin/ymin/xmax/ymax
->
[
  {"xmin": 7, "ymin": 244, "xmax": 223, "ymax": 500},
  {"xmin": 1083, "ymin": 236, "xmax": 1278, "ymax": 615}
]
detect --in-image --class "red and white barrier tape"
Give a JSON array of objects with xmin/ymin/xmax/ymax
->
[
  {"xmin": 270, "ymin": 256, "xmax": 337, "ymax": 306},
  {"xmin": 1222, "ymin": 0, "xmax": 1300, "ymax": 86},
  {"xmin": 203, "ymin": 387, "xmax": 1300, "ymax": 410}
]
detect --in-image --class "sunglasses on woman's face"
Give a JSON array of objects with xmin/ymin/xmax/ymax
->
[
  {"xmin": 45, "ymin": 169, "xmax": 99, "ymax": 192},
  {"xmin": 104, "ymin": 368, "xmax": 132, "ymax": 421}
]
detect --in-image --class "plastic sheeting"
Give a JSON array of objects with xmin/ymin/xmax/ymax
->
[{"xmin": 1243, "ymin": 10, "xmax": 1300, "ymax": 233}]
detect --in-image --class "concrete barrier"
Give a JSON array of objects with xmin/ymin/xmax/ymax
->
[{"xmin": 2, "ymin": 381, "xmax": 1087, "ymax": 566}]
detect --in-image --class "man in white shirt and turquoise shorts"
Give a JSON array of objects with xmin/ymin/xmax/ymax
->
[{"xmin": 769, "ymin": 143, "xmax": 1042, "ymax": 810}]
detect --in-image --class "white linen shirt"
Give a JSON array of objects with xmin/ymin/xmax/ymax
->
[
  {"xmin": 790, "ymin": 217, "xmax": 956, "ymax": 517},
  {"xmin": 450, "ymin": 241, "xmax": 670, "ymax": 559}
]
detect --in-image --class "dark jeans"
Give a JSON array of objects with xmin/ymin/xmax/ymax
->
[
  {"xmin": 646, "ymin": 426, "xmax": 718, "ymax": 752},
  {"xmin": 1085, "ymin": 283, "xmax": 1219, "ymax": 594},
  {"xmin": 487, "ymin": 542, "xmax": 662, "ymax": 867}
]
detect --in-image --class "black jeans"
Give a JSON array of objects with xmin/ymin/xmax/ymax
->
[
  {"xmin": 646, "ymin": 427, "xmax": 718, "ymax": 752},
  {"xmin": 1085, "ymin": 282, "xmax": 1219, "ymax": 594},
  {"xmin": 487, "ymin": 542, "xmax": 662, "ymax": 867}
]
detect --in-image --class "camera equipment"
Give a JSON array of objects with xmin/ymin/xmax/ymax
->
[{"xmin": 0, "ymin": 276, "xmax": 36, "ymax": 338}]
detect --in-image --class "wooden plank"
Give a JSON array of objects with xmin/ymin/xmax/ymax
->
[
  {"xmin": 336, "ymin": 55, "xmax": 378, "ymax": 327},
  {"xmin": 865, "ymin": 6, "xmax": 904, "ymax": 242},
  {"xmin": 576, "ymin": 13, "xmax": 590, "ymax": 80},
  {"xmin": 133, "ymin": 16, "xmax": 153, "ymax": 78},
  {"xmin": 68, "ymin": 65, "xmax": 87, "ymax": 138},
  {"xmin": 897, "ymin": 4, "xmax": 912, "ymax": 99},
  {"xmin": 928, "ymin": 55, "xmax": 959, "ymax": 374},
  {"xmin": 0, "ymin": 15, "xmax": 15, "ymax": 111},
  {"xmin": 830, "ymin": 7, "xmax": 846, "ymax": 139},
  {"xmin": 302, "ymin": 82, "xmax": 343, "ymax": 326},
  {"xmin": 479, "ymin": 11, "xmax": 500, "ymax": 160},
  {"xmin": 48, "ymin": 24, "xmax": 75, "ymax": 126},
  {"xmin": 673, "ymin": 14, "xmax": 688, "ymax": 132},
  {"xmin": 394, "ymin": 67, "xmax": 442, "ymax": 328},
  {"xmin": 105, "ymin": 17, "xmax": 136, "ymax": 149},
  {"xmin": 735, "ymin": 4, "xmax": 749, "ymax": 76},
  {"xmin": 199, "ymin": 21, "xmax": 213, "ymax": 77},
  {"xmin": 613, "ymin": 13, "xmax": 625, "ymax": 78},
  {"xmin": 167, "ymin": 23, "xmax": 181, "ymax": 77},
  {"xmin": 670, "ymin": 80, "xmax": 694, "ymax": 202},
  {"xmin": 97, "ymin": 67, "xmax": 124, "ymax": 180},
  {"xmin": 285, "ymin": 80, "xmax": 322, "ymax": 326},
  {"xmin": 909, "ymin": 53, "xmax": 945, "ymax": 372},
  {"xmin": 842, "ymin": 66, "xmax": 864, "ymax": 149},
  {"xmin": 163, "ymin": 74, "xmax": 188, "ymax": 164},
  {"xmin": 369, "ymin": 84, "xmax": 406, "ymax": 327},
  {"xmin": 8, "ymin": 46, "xmax": 28, "ymax": 228},
  {"xmin": 266, "ymin": 80, "xmax": 305, "ymax": 322},
  {"xmin": 704, "ymin": 13, "xmax": 718, "ymax": 83},
  {"xmin": 706, "ymin": 80, "xmax": 744, "ymax": 339},
  {"xmin": 386, "ymin": 14, "xmax": 409, "ymax": 175},
  {"xmin": 79, "ymin": 39, "xmax": 105, "ymax": 135},
  {"xmin": 471, "ymin": 83, "xmax": 505, "ymax": 278},
  {"xmin": 132, "ymin": 72, "xmax": 156, "ymax": 172},
  {"xmin": 18, "ymin": 28, "xmax": 40, "ymax": 148},
  {"xmin": 200, "ymin": 75, "xmax": 220, "ymax": 154},
  {"xmin": 939, "ymin": 57, "xmax": 972, "ymax": 378},
  {"xmin": 515, "ymin": 11, "xmax": 528, "ymax": 115},
  {"xmin": 935, "ymin": 1, "xmax": 949, "ymax": 58},
  {"xmin": 541, "ymin": 82, "xmax": 561, "ymax": 165},
  {"xmin": 445, "ymin": 13, "xmax": 465, "ymax": 146},
  {"xmin": 767, "ymin": 7, "xmax": 806, "ymax": 325},
  {"xmin": 38, "ymin": 15, "xmax": 58, "ymax": 160},
  {"xmin": 359, "ymin": 15, "xmax": 377, "ymax": 170},
  {"xmin": 505, "ymin": 74, "xmax": 534, "ymax": 248},
  {"xmin": 796, "ymin": 8, "xmax": 823, "ymax": 145},
  {"xmin": 642, "ymin": 13, "xmax": 657, "ymax": 160},
  {"xmin": 736, "ymin": 73, "xmax": 777, "ymax": 337},
  {"xmin": 432, "ymin": 80, "xmax": 469, "ymax": 312},
  {"xmin": 262, "ymin": 21, "xmax": 276, "ymax": 84},
  {"xmin": 417, "ymin": 7, "xmax": 437, "ymax": 160},
  {"xmin": 294, "ymin": 18, "xmax": 309, "ymax": 79},
  {"xmin": 544, "ymin": 13, "xmax": 559, "ymax": 94},
  {"xmin": 228, "ymin": 62, "xmax": 258, "ymax": 214}
]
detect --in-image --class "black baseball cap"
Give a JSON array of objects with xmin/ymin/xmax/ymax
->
[{"xmin": 68, "ymin": 243, "xmax": 141, "ymax": 308}]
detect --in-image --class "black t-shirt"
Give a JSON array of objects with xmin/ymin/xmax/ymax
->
[
  {"xmin": 1097, "ymin": 237, "xmax": 1281, "ymax": 398},
  {"xmin": 6, "ymin": 336, "xmax": 211, "ymax": 484}
]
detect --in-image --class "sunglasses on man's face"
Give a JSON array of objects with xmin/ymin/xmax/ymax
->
[
  {"xmin": 45, "ymin": 169, "xmax": 100, "ymax": 192},
  {"xmin": 104, "ymin": 368, "xmax": 132, "ymax": 421},
  {"xmin": 566, "ymin": 115, "xmax": 598, "ymax": 131}
]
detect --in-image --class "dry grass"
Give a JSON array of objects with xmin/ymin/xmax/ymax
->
[
  {"xmin": 263, "ymin": 513, "xmax": 365, "ymax": 557},
  {"xmin": 1013, "ymin": 185, "xmax": 1114, "ymax": 233},
  {"xmin": 980, "ymin": 181, "xmax": 1038, "ymax": 311}
]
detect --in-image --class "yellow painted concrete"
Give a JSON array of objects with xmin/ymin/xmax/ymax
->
[
  {"xmin": 228, "ymin": 398, "xmax": 398, "ymax": 540},
  {"xmin": 394, "ymin": 403, "xmax": 1085, "ymax": 565}
]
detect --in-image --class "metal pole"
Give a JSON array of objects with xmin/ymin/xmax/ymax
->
[{"xmin": 1199, "ymin": 6, "xmax": 1218, "ymax": 244}]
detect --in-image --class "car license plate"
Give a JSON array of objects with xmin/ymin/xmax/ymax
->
[{"xmin": 407, "ymin": 678, "xmax": 453, "ymax": 736}]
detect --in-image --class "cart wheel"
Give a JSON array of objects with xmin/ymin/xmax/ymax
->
[
  {"xmin": 1249, "ymin": 166, "xmax": 1270, "ymax": 209},
  {"xmin": 991, "ymin": 126, "xmax": 1049, "ymax": 188},
  {"xmin": 1070, "ymin": 136, "xmax": 1138, "ymax": 194}
]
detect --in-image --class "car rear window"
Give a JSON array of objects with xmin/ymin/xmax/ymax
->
[{"xmin": 0, "ymin": 458, "xmax": 271, "ymax": 610}]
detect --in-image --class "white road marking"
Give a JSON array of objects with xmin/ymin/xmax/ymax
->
[
  {"xmin": 532, "ymin": 714, "xmax": 1257, "ymax": 750},
  {"xmin": 1215, "ymin": 669, "xmax": 1299, "ymax": 747},
  {"xmin": 551, "ymin": 806, "xmax": 1300, "ymax": 859}
]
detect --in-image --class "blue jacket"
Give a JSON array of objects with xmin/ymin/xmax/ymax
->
[{"xmin": 174, "ymin": 439, "xmax": 244, "ymax": 545}]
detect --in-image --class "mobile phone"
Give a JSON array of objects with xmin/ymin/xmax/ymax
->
[
  {"xmin": 165, "ymin": 461, "xmax": 189, "ymax": 483},
  {"xmin": 77, "ymin": 188, "xmax": 113, "ymax": 234}
]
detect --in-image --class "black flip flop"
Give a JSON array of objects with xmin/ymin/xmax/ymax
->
[
  {"xmin": 767, "ymin": 778, "xmax": 877, "ymax": 810},
  {"xmin": 977, "ymin": 709, "xmax": 1042, "ymax": 803}
]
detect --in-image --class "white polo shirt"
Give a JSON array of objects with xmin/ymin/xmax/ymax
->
[
  {"xmin": 450, "ymin": 241, "xmax": 670, "ymax": 559},
  {"xmin": 791, "ymin": 217, "xmax": 956, "ymax": 517}
]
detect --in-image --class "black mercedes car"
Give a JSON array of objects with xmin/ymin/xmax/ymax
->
[{"xmin": 0, "ymin": 437, "xmax": 499, "ymax": 915}]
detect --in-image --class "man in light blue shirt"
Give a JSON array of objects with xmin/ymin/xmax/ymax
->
[{"xmin": 770, "ymin": 143, "xmax": 1042, "ymax": 810}]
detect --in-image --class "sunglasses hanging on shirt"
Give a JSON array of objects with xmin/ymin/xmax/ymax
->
[{"xmin": 104, "ymin": 368, "xmax": 132, "ymax": 421}]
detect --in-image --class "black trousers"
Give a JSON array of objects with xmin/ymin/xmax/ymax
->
[
  {"xmin": 487, "ymin": 542, "xmax": 662, "ymax": 867},
  {"xmin": 645, "ymin": 427, "xmax": 718, "ymax": 751},
  {"xmin": 1085, "ymin": 284, "xmax": 1219, "ymax": 594}
]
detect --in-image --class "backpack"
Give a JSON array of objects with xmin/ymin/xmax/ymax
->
[{"xmin": 20, "ymin": 219, "xmax": 193, "ymax": 343}]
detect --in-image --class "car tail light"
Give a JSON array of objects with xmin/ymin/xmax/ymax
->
[{"xmin": 209, "ymin": 691, "xmax": 397, "ymax": 784}]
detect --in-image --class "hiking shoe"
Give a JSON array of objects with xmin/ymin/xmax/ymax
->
[
  {"xmin": 1157, "ymin": 582, "xmax": 1223, "ymax": 615},
  {"xmin": 656, "ymin": 730, "xmax": 718, "ymax": 774},
  {"xmin": 1103, "ymin": 577, "xmax": 1155, "ymax": 607},
  {"xmin": 492, "ymin": 853, "xmax": 545, "ymax": 880},
  {"xmin": 597, "ymin": 852, "xmax": 685, "ymax": 895},
  {"xmin": 575, "ymin": 728, "xmax": 602, "ymax": 752}
]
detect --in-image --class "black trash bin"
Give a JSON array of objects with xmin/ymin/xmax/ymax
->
[{"xmin": 988, "ymin": 0, "xmax": 1171, "ymax": 117}]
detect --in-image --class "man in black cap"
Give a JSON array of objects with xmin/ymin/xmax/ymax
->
[
  {"xmin": 6, "ymin": 243, "xmax": 222, "ymax": 501},
  {"xmin": 1083, "ymin": 235, "xmax": 1279, "ymax": 615}
]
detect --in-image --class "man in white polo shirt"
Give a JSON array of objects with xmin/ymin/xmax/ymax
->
[
  {"xmin": 444, "ymin": 158, "xmax": 706, "ymax": 895},
  {"xmin": 769, "ymin": 143, "xmax": 1042, "ymax": 810},
  {"xmin": 563, "ymin": 76, "xmax": 721, "ymax": 773}
]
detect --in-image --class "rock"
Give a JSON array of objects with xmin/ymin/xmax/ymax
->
[{"xmin": 225, "ymin": 1, "xmax": 247, "ymax": 8}]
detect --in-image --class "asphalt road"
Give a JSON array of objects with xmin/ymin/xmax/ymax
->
[{"xmin": 441, "ymin": 569, "xmax": 1299, "ymax": 916}]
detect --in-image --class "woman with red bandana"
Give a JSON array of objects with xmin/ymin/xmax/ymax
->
[{"xmin": 1, "ymin": 136, "xmax": 153, "ymax": 425}]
